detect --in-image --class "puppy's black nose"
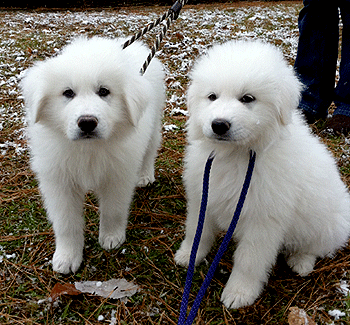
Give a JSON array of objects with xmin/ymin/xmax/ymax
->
[
  {"xmin": 211, "ymin": 119, "xmax": 231, "ymax": 135},
  {"xmin": 77, "ymin": 115, "xmax": 98, "ymax": 133}
]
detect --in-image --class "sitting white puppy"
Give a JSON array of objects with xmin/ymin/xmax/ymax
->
[
  {"xmin": 21, "ymin": 37, "xmax": 165, "ymax": 274},
  {"xmin": 175, "ymin": 40, "xmax": 350, "ymax": 309}
]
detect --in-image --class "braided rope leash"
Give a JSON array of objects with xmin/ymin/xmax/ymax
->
[
  {"xmin": 122, "ymin": 0, "xmax": 187, "ymax": 75},
  {"xmin": 178, "ymin": 150, "xmax": 256, "ymax": 325}
]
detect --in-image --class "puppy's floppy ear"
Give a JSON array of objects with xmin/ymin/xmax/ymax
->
[
  {"xmin": 122, "ymin": 75, "xmax": 151, "ymax": 126},
  {"xmin": 25, "ymin": 91, "xmax": 49, "ymax": 124},
  {"xmin": 20, "ymin": 65, "xmax": 49, "ymax": 125},
  {"xmin": 186, "ymin": 80, "xmax": 201, "ymax": 115},
  {"xmin": 277, "ymin": 69, "xmax": 303, "ymax": 125}
]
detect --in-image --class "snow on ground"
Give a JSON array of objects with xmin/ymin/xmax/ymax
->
[
  {"xmin": 0, "ymin": 3, "xmax": 301, "ymax": 157},
  {"xmin": 328, "ymin": 309, "xmax": 346, "ymax": 320}
]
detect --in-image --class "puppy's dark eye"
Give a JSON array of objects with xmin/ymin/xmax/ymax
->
[
  {"xmin": 208, "ymin": 93, "xmax": 217, "ymax": 101},
  {"xmin": 240, "ymin": 94, "xmax": 255, "ymax": 103},
  {"xmin": 98, "ymin": 87, "xmax": 110, "ymax": 97},
  {"xmin": 63, "ymin": 88, "xmax": 75, "ymax": 99}
]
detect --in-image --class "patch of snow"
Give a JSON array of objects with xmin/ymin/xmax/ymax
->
[
  {"xmin": 6, "ymin": 253, "xmax": 16, "ymax": 259},
  {"xmin": 171, "ymin": 108, "xmax": 188, "ymax": 116},
  {"xmin": 37, "ymin": 298, "xmax": 47, "ymax": 305},
  {"xmin": 0, "ymin": 247, "xmax": 16, "ymax": 263},
  {"xmin": 328, "ymin": 309, "xmax": 346, "ymax": 320},
  {"xmin": 163, "ymin": 123, "xmax": 178, "ymax": 132},
  {"xmin": 338, "ymin": 280, "xmax": 350, "ymax": 296},
  {"xmin": 110, "ymin": 310, "xmax": 117, "ymax": 325}
]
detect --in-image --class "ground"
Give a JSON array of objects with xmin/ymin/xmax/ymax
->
[{"xmin": 1, "ymin": 1, "xmax": 350, "ymax": 324}]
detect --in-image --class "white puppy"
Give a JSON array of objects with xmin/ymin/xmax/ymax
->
[
  {"xmin": 175, "ymin": 40, "xmax": 350, "ymax": 309},
  {"xmin": 21, "ymin": 37, "xmax": 165, "ymax": 274}
]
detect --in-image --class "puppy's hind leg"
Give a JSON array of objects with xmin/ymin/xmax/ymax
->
[
  {"xmin": 137, "ymin": 125, "xmax": 162, "ymax": 187},
  {"xmin": 286, "ymin": 252, "xmax": 316, "ymax": 276}
]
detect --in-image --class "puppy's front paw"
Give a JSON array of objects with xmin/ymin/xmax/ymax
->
[
  {"xmin": 175, "ymin": 242, "xmax": 207, "ymax": 267},
  {"xmin": 52, "ymin": 250, "xmax": 82, "ymax": 274},
  {"xmin": 174, "ymin": 247, "xmax": 191, "ymax": 267},
  {"xmin": 221, "ymin": 288, "xmax": 257, "ymax": 309},
  {"xmin": 221, "ymin": 275, "xmax": 262, "ymax": 309},
  {"xmin": 99, "ymin": 229, "xmax": 126, "ymax": 250}
]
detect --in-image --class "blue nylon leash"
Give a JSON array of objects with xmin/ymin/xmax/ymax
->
[
  {"xmin": 177, "ymin": 151, "xmax": 215, "ymax": 325},
  {"xmin": 178, "ymin": 150, "xmax": 256, "ymax": 325}
]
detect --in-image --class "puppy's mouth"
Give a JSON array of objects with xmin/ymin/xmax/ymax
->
[
  {"xmin": 76, "ymin": 131, "xmax": 100, "ymax": 140},
  {"xmin": 212, "ymin": 135, "xmax": 232, "ymax": 141}
]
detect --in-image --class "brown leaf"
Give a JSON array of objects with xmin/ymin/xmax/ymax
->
[
  {"xmin": 50, "ymin": 283, "xmax": 81, "ymax": 302},
  {"xmin": 288, "ymin": 307, "xmax": 316, "ymax": 325}
]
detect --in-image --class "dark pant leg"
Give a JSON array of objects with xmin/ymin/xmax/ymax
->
[{"xmin": 294, "ymin": 0, "xmax": 340, "ymax": 118}]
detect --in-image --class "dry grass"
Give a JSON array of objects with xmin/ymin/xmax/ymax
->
[{"xmin": 1, "ymin": 1, "xmax": 350, "ymax": 324}]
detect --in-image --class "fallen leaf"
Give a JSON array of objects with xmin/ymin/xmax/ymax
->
[
  {"xmin": 288, "ymin": 307, "xmax": 317, "ymax": 325},
  {"xmin": 74, "ymin": 278, "xmax": 140, "ymax": 300},
  {"xmin": 50, "ymin": 282, "xmax": 81, "ymax": 302}
]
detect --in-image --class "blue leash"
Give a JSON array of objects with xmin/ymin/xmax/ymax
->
[{"xmin": 178, "ymin": 150, "xmax": 256, "ymax": 325}]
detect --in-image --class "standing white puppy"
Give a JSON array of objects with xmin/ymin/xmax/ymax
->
[
  {"xmin": 21, "ymin": 37, "xmax": 165, "ymax": 274},
  {"xmin": 175, "ymin": 40, "xmax": 350, "ymax": 309}
]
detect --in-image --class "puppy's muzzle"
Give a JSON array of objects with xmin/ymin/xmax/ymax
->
[
  {"xmin": 212, "ymin": 119, "xmax": 231, "ymax": 136},
  {"xmin": 77, "ymin": 115, "xmax": 98, "ymax": 134}
]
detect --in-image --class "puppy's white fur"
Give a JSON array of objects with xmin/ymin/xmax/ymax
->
[
  {"xmin": 175, "ymin": 41, "xmax": 350, "ymax": 309},
  {"xmin": 21, "ymin": 37, "xmax": 165, "ymax": 274}
]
